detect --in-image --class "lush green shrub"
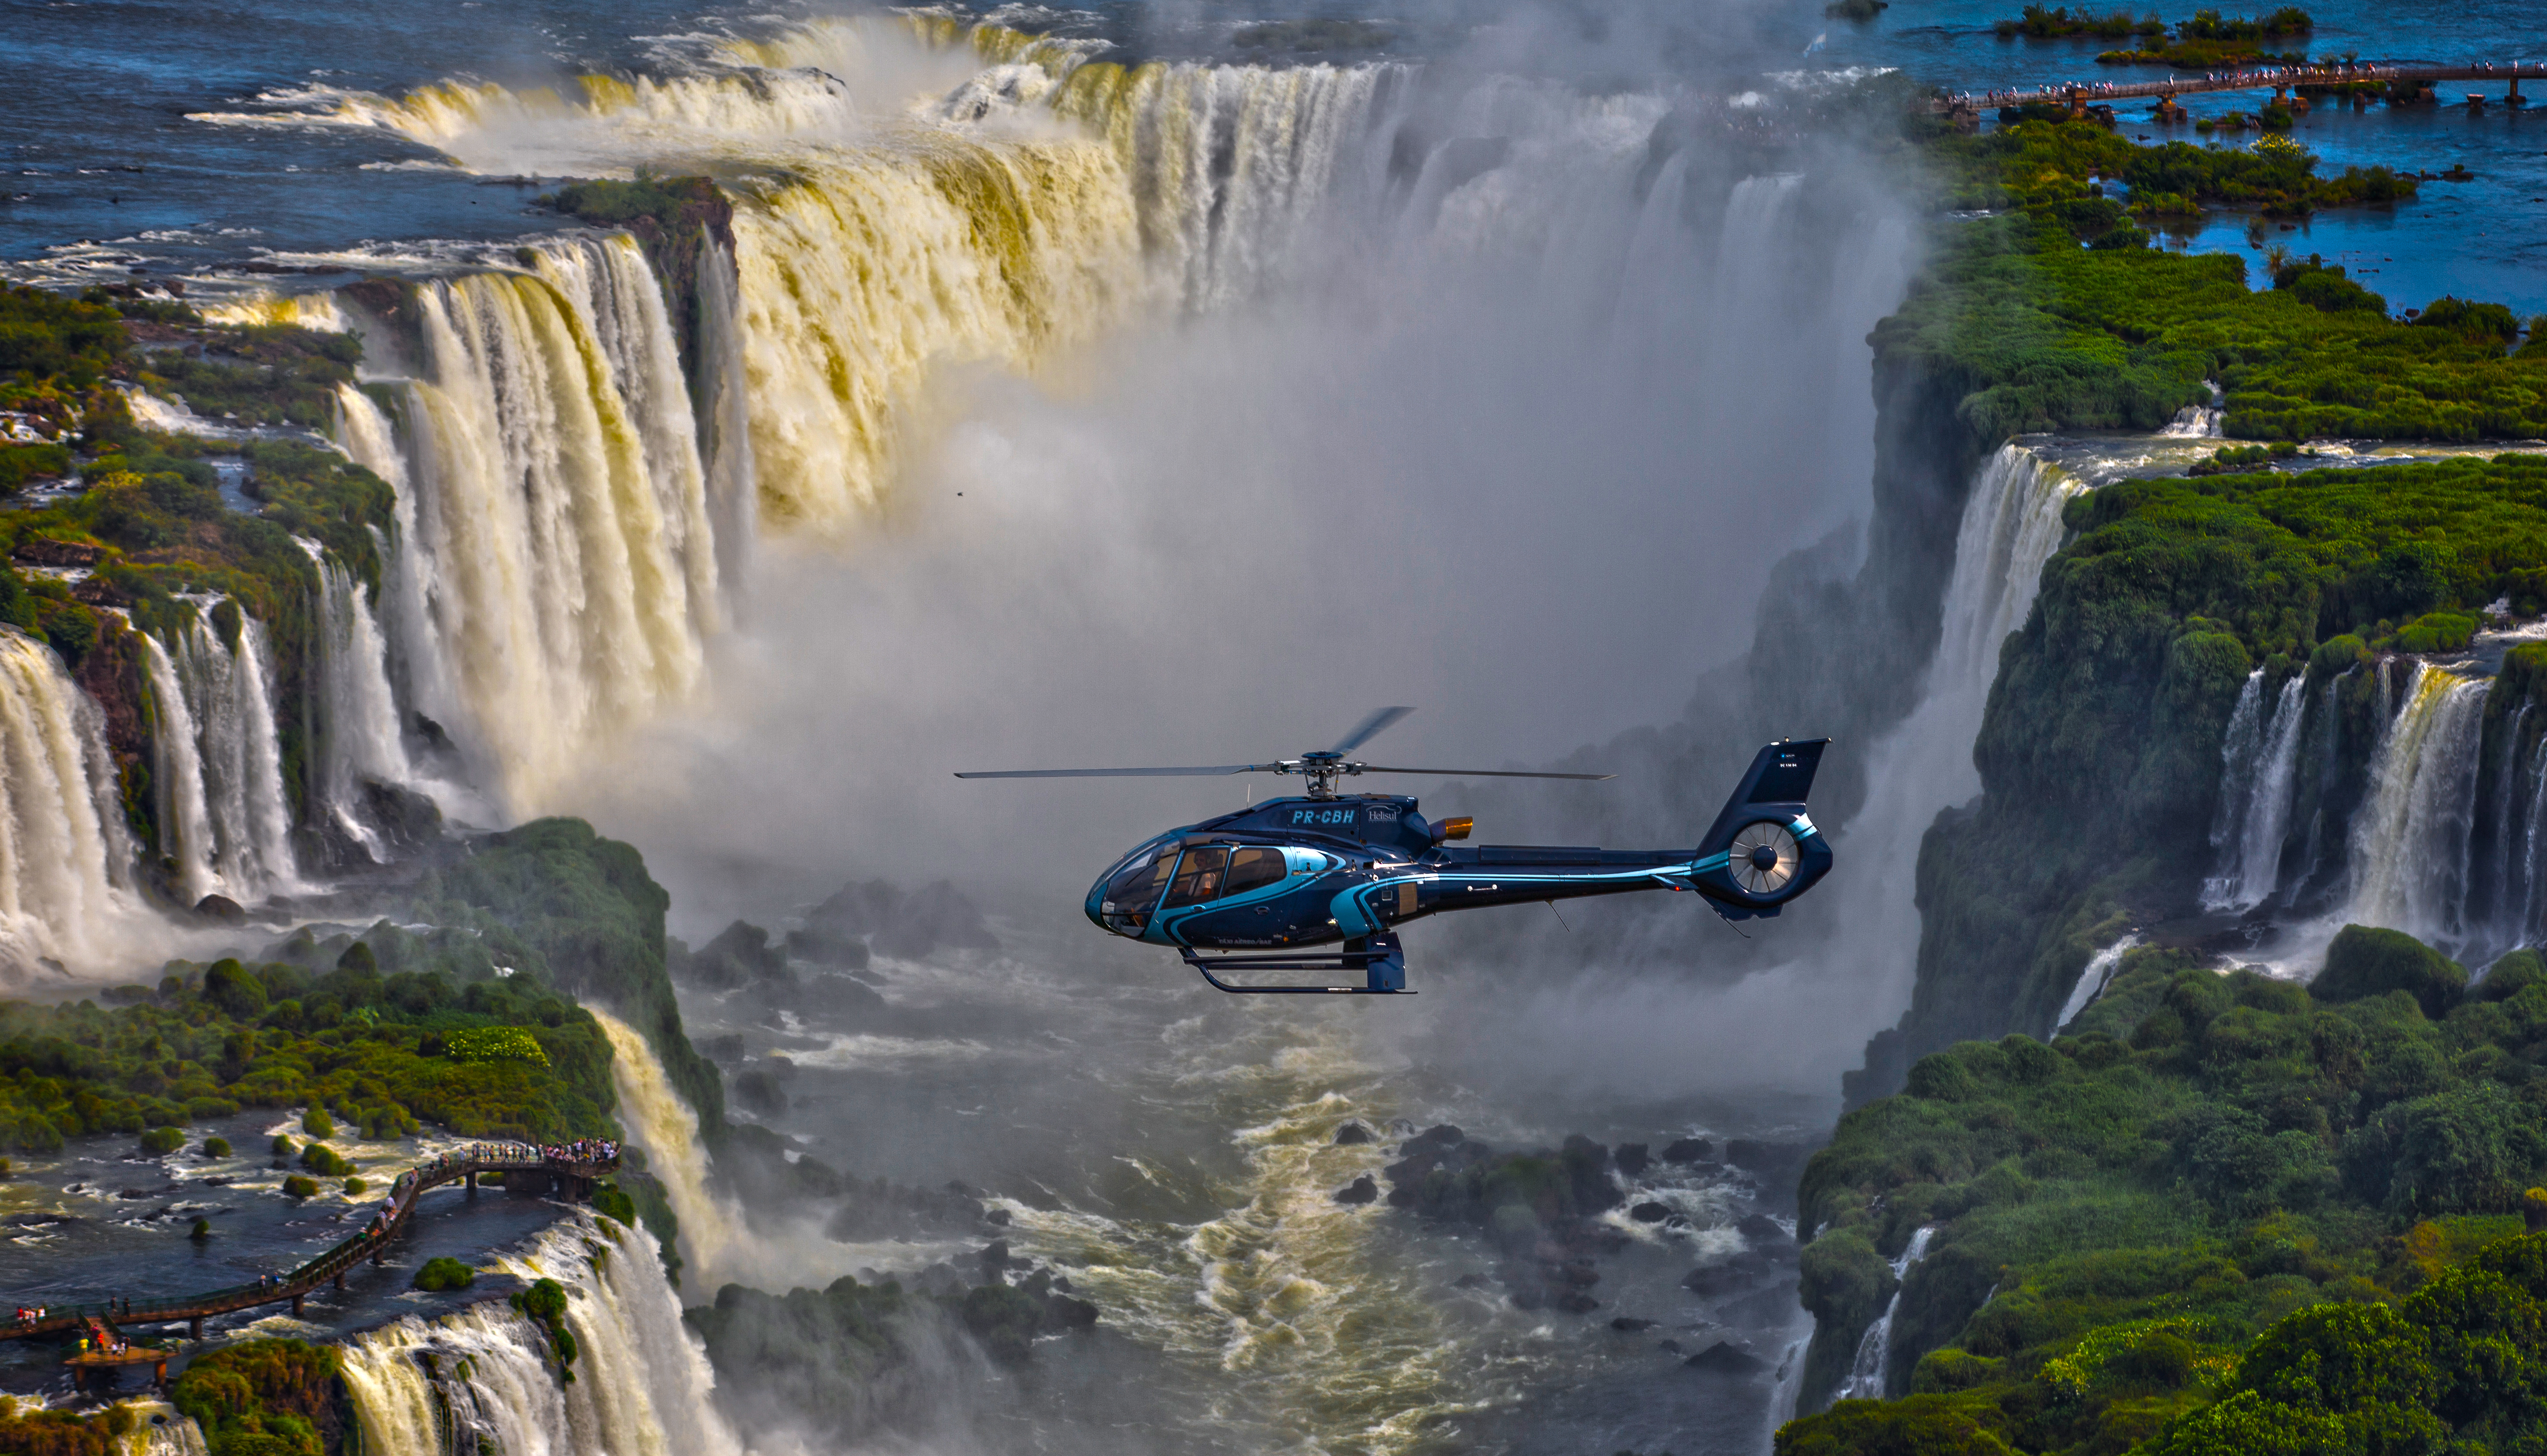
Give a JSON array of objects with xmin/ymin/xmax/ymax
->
[
  {"xmin": 281, "ymin": 1175, "xmax": 318, "ymax": 1199},
  {"xmin": 445, "ymin": 1026, "xmax": 550, "ymax": 1066},
  {"xmin": 169, "ymin": 1338, "xmax": 344, "ymax": 1456},
  {"xmin": 202, "ymin": 1136, "xmax": 231, "ymax": 1158},
  {"xmin": 300, "ymin": 1107, "xmax": 334, "ymax": 1139},
  {"xmin": 2314, "ymin": 924, "xmax": 2467, "ymax": 1018},
  {"xmin": 413, "ymin": 1257, "xmax": 475, "ymax": 1292},
  {"xmin": 138, "ymin": 1126, "xmax": 183, "ymax": 1156},
  {"xmin": 342, "ymin": 1176, "xmax": 365, "ymax": 1195}
]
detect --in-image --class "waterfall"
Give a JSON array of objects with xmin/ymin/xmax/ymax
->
[
  {"xmin": 2055, "ymin": 934, "xmax": 2142, "ymax": 1034},
  {"xmin": 1833, "ymin": 1226, "xmax": 1935, "ymax": 1403},
  {"xmin": 341, "ymin": 1214, "xmax": 745, "ymax": 1456},
  {"xmin": 137, "ymin": 632, "xmax": 218, "ymax": 904},
  {"xmin": 2518, "ymin": 738, "xmax": 2547, "ymax": 946},
  {"xmin": 1826, "ymin": 446, "xmax": 2086, "ymax": 1013},
  {"xmin": 0, "ymin": 629, "xmax": 136, "ymax": 974},
  {"xmin": 151, "ymin": 609, "xmax": 301, "ymax": 902},
  {"xmin": 2203, "ymin": 673, "xmax": 2307, "ymax": 912},
  {"xmin": 589, "ymin": 1009, "xmax": 752, "ymax": 1290},
  {"xmin": 377, "ymin": 236, "xmax": 716, "ymax": 813},
  {"xmin": 2477, "ymin": 705, "xmax": 2534, "ymax": 952},
  {"xmin": 296, "ymin": 538, "xmax": 429, "ymax": 857},
  {"xmin": 2344, "ymin": 663, "xmax": 2490, "ymax": 944}
]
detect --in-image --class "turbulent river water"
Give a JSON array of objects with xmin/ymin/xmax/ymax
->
[{"xmin": 2, "ymin": 0, "xmax": 2541, "ymax": 1451}]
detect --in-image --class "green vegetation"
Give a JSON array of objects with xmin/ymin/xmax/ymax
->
[
  {"xmin": 511, "ymin": 1276, "xmax": 578, "ymax": 1380},
  {"xmin": 0, "ymin": 1394, "xmax": 151, "ymax": 1456},
  {"xmin": 202, "ymin": 1134, "xmax": 230, "ymax": 1157},
  {"xmin": 2094, "ymin": 7, "xmax": 2313, "ymax": 65},
  {"xmin": 300, "ymin": 1106, "xmax": 333, "ymax": 1138},
  {"xmin": 1893, "ymin": 120, "xmax": 2547, "ymax": 447},
  {"xmin": 282, "ymin": 1174, "xmax": 318, "ymax": 1198},
  {"xmin": 1784, "ymin": 931, "xmax": 2547, "ymax": 1449},
  {"xmin": 139, "ymin": 1124, "xmax": 182, "ymax": 1155},
  {"xmin": 1997, "ymin": 6, "xmax": 2168, "ymax": 41},
  {"xmin": 414, "ymin": 1255, "xmax": 476, "ymax": 1292},
  {"xmin": 446, "ymin": 1025, "xmax": 550, "ymax": 1066},
  {"xmin": 169, "ymin": 1338, "xmax": 347, "ymax": 1456},
  {"xmin": 1881, "ymin": 453, "xmax": 2547, "ymax": 1074},
  {"xmin": 535, "ymin": 174, "xmax": 732, "ymax": 378}
]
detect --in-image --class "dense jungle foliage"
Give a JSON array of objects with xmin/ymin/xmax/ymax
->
[
  {"xmin": 1994, "ymin": 6, "xmax": 2315, "ymax": 65},
  {"xmin": 1876, "ymin": 454, "xmax": 2547, "ymax": 1085},
  {"xmin": 1783, "ymin": 929, "xmax": 2547, "ymax": 1454},
  {"xmin": 0, "ymin": 819, "xmax": 717, "ymax": 1152},
  {"xmin": 1888, "ymin": 119, "xmax": 2547, "ymax": 446},
  {"xmin": 169, "ymin": 1339, "xmax": 348, "ymax": 1456}
]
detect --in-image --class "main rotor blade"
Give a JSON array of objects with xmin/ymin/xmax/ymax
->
[
  {"xmin": 1353, "ymin": 766, "xmax": 1616, "ymax": 781},
  {"xmin": 954, "ymin": 765, "xmax": 1273, "ymax": 780},
  {"xmin": 1330, "ymin": 705, "xmax": 1415, "ymax": 755}
]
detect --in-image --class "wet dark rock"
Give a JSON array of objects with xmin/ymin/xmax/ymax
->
[
  {"xmin": 194, "ymin": 894, "xmax": 245, "ymax": 923},
  {"xmin": 1041, "ymin": 1291, "xmax": 1099, "ymax": 1330},
  {"xmin": 1736, "ymin": 1213, "xmax": 1790, "ymax": 1243},
  {"xmin": 1614, "ymin": 1142, "xmax": 1650, "ymax": 1177},
  {"xmin": 681, "ymin": 921, "xmax": 792, "ymax": 989},
  {"xmin": 1052, "ymin": 1275, "xmax": 1072, "ymax": 1293},
  {"xmin": 984, "ymin": 1207, "xmax": 1011, "ymax": 1227},
  {"xmin": 698, "ymin": 1034, "xmax": 746, "ymax": 1066},
  {"xmin": 1659, "ymin": 1339, "xmax": 1684, "ymax": 1354},
  {"xmin": 732, "ymin": 1067, "xmax": 788, "ymax": 1116},
  {"xmin": 1509, "ymin": 1288, "xmax": 1547, "ymax": 1311},
  {"xmin": 1333, "ymin": 1122, "xmax": 1375, "ymax": 1145},
  {"xmin": 1661, "ymin": 1138, "xmax": 1715, "ymax": 1164},
  {"xmin": 1553, "ymin": 1290, "xmax": 1600, "ymax": 1314},
  {"xmin": 1611, "ymin": 1316, "xmax": 1656, "ymax": 1332},
  {"xmin": 912, "ymin": 1263, "xmax": 965, "ymax": 1297},
  {"xmin": 977, "ymin": 1240, "xmax": 1012, "ymax": 1274},
  {"xmin": 1333, "ymin": 1174, "xmax": 1380, "ymax": 1206},
  {"xmin": 1725, "ymin": 1140, "xmax": 1812, "ymax": 1186},
  {"xmin": 807, "ymin": 878, "xmax": 999, "ymax": 960},
  {"xmin": 1686, "ymin": 1341, "xmax": 1768, "ymax": 1375},
  {"xmin": 1682, "ymin": 1251, "xmax": 1780, "ymax": 1296},
  {"xmin": 1453, "ymin": 1273, "xmax": 1493, "ymax": 1290},
  {"xmin": 1403, "ymin": 1123, "xmax": 1464, "ymax": 1154},
  {"xmin": 1630, "ymin": 1201, "xmax": 1670, "ymax": 1223},
  {"xmin": 784, "ymin": 925, "xmax": 871, "ymax": 969}
]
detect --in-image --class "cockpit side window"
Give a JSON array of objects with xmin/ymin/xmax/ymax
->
[
  {"xmin": 1223, "ymin": 846, "xmax": 1286, "ymax": 897},
  {"xmin": 1161, "ymin": 846, "xmax": 1230, "ymax": 908},
  {"xmin": 1104, "ymin": 848, "xmax": 1175, "ymax": 929}
]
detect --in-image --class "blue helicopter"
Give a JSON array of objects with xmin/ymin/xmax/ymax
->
[{"xmin": 957, "ymin": 709, "xmax": 1833, "ymax": 995}]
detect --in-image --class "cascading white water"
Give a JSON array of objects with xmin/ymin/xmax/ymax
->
[
  {"xmin": 2055, "ymin": 933, "xmax": 2143, "ymax": 1033},
  {"xmin": 1833, "ymin": 1225, "xmax": 1935, "ymax": 1402},
  {"xmin": 2344, "ymin": 662, "xmax": 2490, "ymax": 944},
  {"xmin": 371, "ymin": 236, "xmax": 716, "ymax": 813},
  {"xmin": 588, "ymin": 1009, "xmax": 752, "ymax": 1290},
  {"xmin": 1823, "ymin": 445, "xmax": 2085, "ymax": 1011},
  {"xmin": 341, "ymin": 1214, "xmax": 745, "ymax": 1456},
  {"xmin": 2204, "ymin": 673, "xmax": 2307, "ymax": 912},
  {"xmin": 0, "ymin": 628, "xmax": 138, "ymax": 974},
  {"xmin": 154, "ymin": 608, "xmax": 301, "ymax": 901},
  {"xmin": 296, "ymin": 537, "xmax": 428, "ymax": 857}
]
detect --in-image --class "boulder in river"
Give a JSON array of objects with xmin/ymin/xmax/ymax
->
[
  {"xmin": 1333, "ymin": 1122, "xmax": 1375, "ymax": 1145},
  {"xmin": 1736, "ymin": 1213, "xmax": 1791, "ymax": 1243},
  {"xmin": 1333, "ymin": 1175, "xmax": 1379, "ymax": 1205},
  {"xmin": 1630, "ymin": 1201, "xmax": 1670, "ymax": 1223},
  {"xmin": 1614, "ymin": 1142, "xmax": 1650, "ymax": 1177},
  {"xmin": 1685, "ymin": 1341, "xmax": 1767, "ymax": 1375},
  {"xmin": 1661, "ymin": 1137, "xmax": 1715, "ymax": 1163},
  {"xmin": 1610, "ymin": 1316, "xmax": 1655, "ymax": 1332}
]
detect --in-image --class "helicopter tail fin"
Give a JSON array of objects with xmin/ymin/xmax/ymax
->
[{"xmin": 1695, "ymin": 739, "xmax": 1829, "ymax": 859}]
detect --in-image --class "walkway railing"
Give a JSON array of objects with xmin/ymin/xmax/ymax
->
[
  {"xmin": 1, "ymin": 1141, "xmax": 619, "ymax": 1346},
  {"xmin": 1933, "ymin": 59, "xmax": 2547, "ymax": 115}
]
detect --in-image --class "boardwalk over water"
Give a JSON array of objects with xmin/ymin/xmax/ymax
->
[
  {"xmin": 1933, "ymin": 60, "xmax": 2547, "ymax": 118},
  {"xmin": 2, "ymin": 1141, "xmax": 617, "ymax": 1382}
]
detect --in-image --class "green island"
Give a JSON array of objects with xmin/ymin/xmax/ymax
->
[
  {"xmin": 1784, "ymin": 932, "xmax": 2547, "ymax": 1453},
  {"xmin": 1993, "ymin": 7, "xmax": 2314, "ymax": 68}
]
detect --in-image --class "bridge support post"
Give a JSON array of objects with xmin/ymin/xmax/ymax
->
[
  {"xmin": 2513, "ymin": 77, "xmax": 2526, "ymax": 106},
  {"xmin": 188, "ymin": 1317, "xmax": 201, "ymax": 1340},
  {"xmin": 290, "ymin": 1294, "xmax": 303, "ymax": 1317},
  {"xmin": 466, "ymin": 1170, "xmax": 477, "ymax": 1193},
  {"xmin": 334, "ymin": 1273, "xmax": 345, "ymax": 1291}
]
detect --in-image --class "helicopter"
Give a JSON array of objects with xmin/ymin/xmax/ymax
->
[{"xmin": 957, "ymin": 708, "xmax": 1832, "ymax": 994}]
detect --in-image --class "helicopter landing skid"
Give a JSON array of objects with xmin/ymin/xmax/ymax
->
[{"xmin": 1180, "ymin": 934, "xmax": 1409, "ymax": 994}]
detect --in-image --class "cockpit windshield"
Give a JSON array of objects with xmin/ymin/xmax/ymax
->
[{"xmin": 1101, "ymin": 844, "xmax": 1175, "ymax": 930}]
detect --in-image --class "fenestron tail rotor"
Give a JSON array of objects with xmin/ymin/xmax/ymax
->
[
  {"xmin": 955, "ymin": 708, "xmax": 1615, "ymax": 798},
  {"xmin": 1729, "ymin": 821, "xmax": 1801, "ymax": 895}
]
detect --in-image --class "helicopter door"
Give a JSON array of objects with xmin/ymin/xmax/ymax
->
[
  {"xmin": 1223, "ymin": 847, "xmax": 1286, "ymax": 897},
  {"xmin": 1161, "ymin": 846, "xmax": 1230, "ymax": 908}
]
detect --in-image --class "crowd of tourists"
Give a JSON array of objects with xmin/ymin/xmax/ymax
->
[{"xmin": 1951, "ymin": 60, "xmax": 2533, "ymax": 110}]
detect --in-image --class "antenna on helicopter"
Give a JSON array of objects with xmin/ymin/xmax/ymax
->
[{"xmin": 954, "ymin": 707, "xmax": 1616, "ymax": 799}]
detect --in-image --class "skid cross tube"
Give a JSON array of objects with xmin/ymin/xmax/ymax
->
[{"xmin": 1182, "ymin": 934, "xmax": 1410, "ymax": 993}]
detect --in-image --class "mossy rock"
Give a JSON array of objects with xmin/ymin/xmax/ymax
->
[
  {"xmin": 202, "ymin": 1136, "xmax": 231, "ymax": 1158},
  {"xmin": 2313, "ymin": 925, "xmax": 2466, "ymax": 1018},
  {"xmin": 138, "ymin": 1126, "xmax": 183, "ymax": 1156},
  {"xmin": 413, "ymin": 1257, "xmax": 475, "ymax": 1292},
  {"xmin": 281, "ymin": 1174, "xmax": 318, "ymax": 1199}
]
